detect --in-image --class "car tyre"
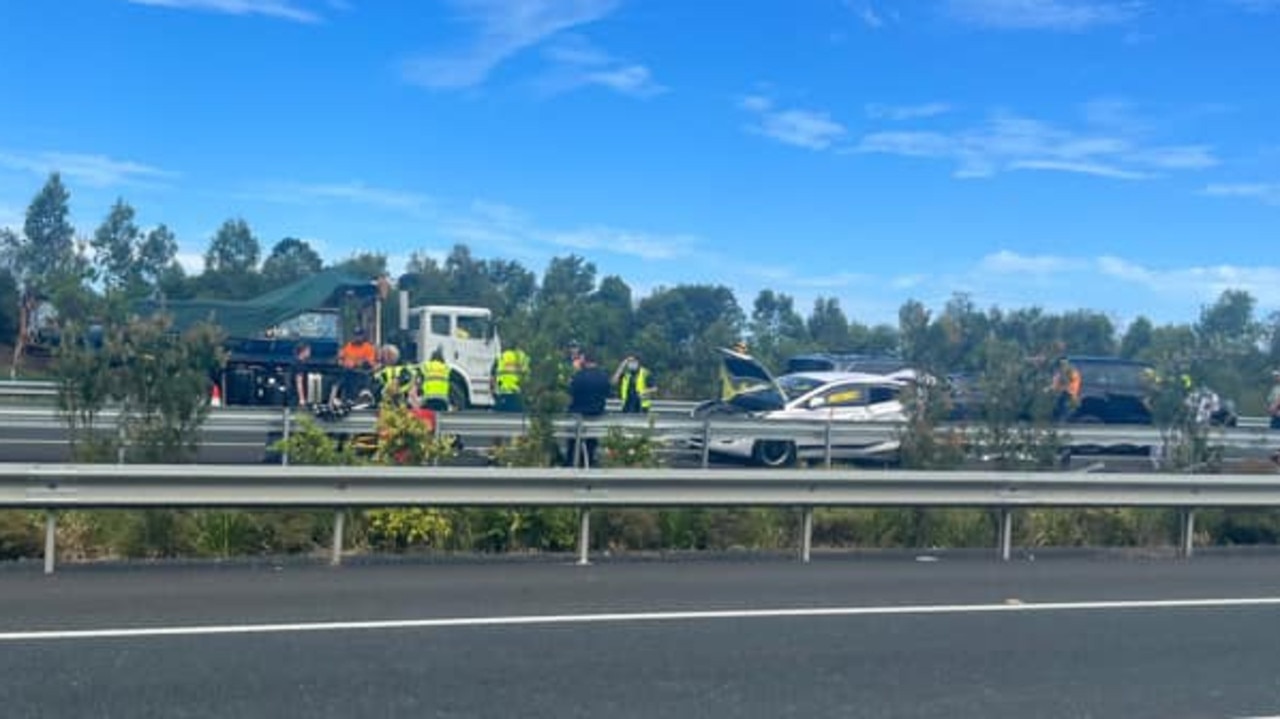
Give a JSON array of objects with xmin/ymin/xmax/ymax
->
[{"xmin": 753, "ymin": 440, "xmax": 797, "ymax": 468}]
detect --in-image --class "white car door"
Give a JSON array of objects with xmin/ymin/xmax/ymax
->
[{"xmin": 798, "ymin": 382, "xmax": 873, "ymax": 422}]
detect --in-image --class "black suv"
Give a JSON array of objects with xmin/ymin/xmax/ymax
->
[
  {"xmin": 1059, "ymin": 356, "xmax": 1154, "ymax": 424},
  {"xmin": 946, "ymin": 356, "xmax": 1239, "ymax": 426},
  {"xmin": 1058, "ymin": 356, "xmax": 1238, "ymax": 426}
]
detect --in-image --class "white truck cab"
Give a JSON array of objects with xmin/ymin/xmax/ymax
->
[{"xmin": 406, "ymin": 305, "xmax": 500, "ymax": 409}]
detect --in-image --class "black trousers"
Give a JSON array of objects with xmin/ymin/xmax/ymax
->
[
  {"xmin": 563, "ymin": 413, "xmax": 604, "ymax": 467},
  {"xmin": 494, "ymin": 394, "xmax": 524, "ymax": 413}
]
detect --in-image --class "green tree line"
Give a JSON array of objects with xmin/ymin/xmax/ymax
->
[
  {"xmin": 3, "ymin": 172, "xmax": 1280, "ymax": 561},
  {"xmin": 4, "ymin": 173, "xmax": 1279, "ymax": 414}
]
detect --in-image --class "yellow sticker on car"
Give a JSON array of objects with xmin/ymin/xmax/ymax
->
[{"xmin": 827, "ymin": 389, "xmax": 862, "ymax": 404}]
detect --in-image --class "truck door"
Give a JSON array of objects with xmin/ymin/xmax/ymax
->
[
  {"xmin": 419, "ymin": 310, "xmax": 497, "ymax": 408},
  {"xmin": 453, "ymin": 312, "xmax": 496, "ymax": 407}
]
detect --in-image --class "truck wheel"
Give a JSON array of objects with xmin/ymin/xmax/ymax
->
[
  {"xmin": 753, "ymin": 440, "xmax": 796, "ymax": 468},
  {"xmin": 449, "ymin": 378, "xmax": 469, "ymax": 410}
]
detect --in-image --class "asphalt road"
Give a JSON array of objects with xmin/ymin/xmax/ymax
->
[
  {"xmin": 2, "ymin": 552, "xmax": 1280, "ymax": 718},
  {"xmin": 0, "ymin": 425, "xmax": 272, "ymax": 464}
]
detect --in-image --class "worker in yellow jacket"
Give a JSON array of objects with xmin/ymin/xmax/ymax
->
[{"xmin": 419, "ymin": 348, "xmax": 451, "ymax": 412}]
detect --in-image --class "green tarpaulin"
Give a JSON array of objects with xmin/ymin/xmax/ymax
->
[{"xmin": 135, "ymin": 269, "xmax": 376, "ymax": 338}]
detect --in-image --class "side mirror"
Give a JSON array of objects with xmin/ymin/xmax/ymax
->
[{"xmin": 809, "ymin": 397, "xmax": 827, "ymax": 409}]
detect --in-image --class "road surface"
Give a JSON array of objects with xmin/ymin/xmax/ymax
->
[{"xmin": 2, "ymin": 550, "xmax": 1280, "ymax": 717}]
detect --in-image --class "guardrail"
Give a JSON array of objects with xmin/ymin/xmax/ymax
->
[
  {"xmin": 0, "ymin": 405, "xmax": 1276, "ymax": 468},
  {"xmin": 5, "ymin": 463, "xmax": 1275, "ymax": 573},
  {"xmin": 6, "ymin": 378, "xmax": 1270, "ymax": 428},
  {"xmin": 0, "ymin": 380, "xmax": 701, "ymax": 415}
]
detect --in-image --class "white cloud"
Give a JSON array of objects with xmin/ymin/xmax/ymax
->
[
  {"xmin": 739, "ymin": 95, "xmax": 847, "ymax": 151},
  {"xmin": 946, "ymin": 0, "xmax": 1142, "ymax": 31},
  {"xmin": 402, "ymin": 0, "xmax": 620, "ymax": 90},
  {"xmin": 125, "ymin": 0, "xmax": 327, "ymax": 23},
  {"xmin": 852, "ymin": 109, "xmax": 1217, "ymax": 180},
  {"xmin": 1096, "ymin": 255, "xmax": 1280, "ymax": 306},
  {"xmin": 844, "ymin": 0, "xmax": 900, "ymax": 28},
  {"xmin": 257, "ymin": 181, "xmax": 696, "ymax": 262},
  {"xmin": 447, "ymin": 200, "xmax": 695, "ymax": 261},
  {"xmin": 978, "ymin": 250, "xmax": 1088, "ymax": 274},
  {"xmin": 1203, "ymin": 182, "xmax": 1280, "ymax": 206},
  {"xmin": 536, "ymin": 36, "xmax": 666, "ymax": 99},
  {"xmin": 174, "ymin": 250, "xmax": 204, "ymax": 275},
  {"xmin": 891, "ymin": 274, "xmax": 927, "ymax": 290},
  {"xmin": 1007, "ymin": 159, "xmax": 1151, "ymax": 179},
  {"xmin": 0, "ymin": 150, "xmax": 176, "ymax": 188},
  {"xmin": 960, "ymin": 251, "xmax": 1280, "ymax": 316},
  {"xmin": 0, "ymin": 205, "xmax": 20, "ymax": 230},
  {"xmin": 289, "ymin": 182, "xmax": 431, "ymax": 211},
  {"xmin": 793, "ymin": 271, "xmax": 873, "ymax": 289},
  {"xmin": 858, "ymin": 3, "xmax": 885, "ymax": 27},
  {"xmin": 866, "ymin": 102, "xmax": 953, "ymax": 121},
  {"xmin": 549, "ymin": 227, "xmax": 691, "ymax": 260},
  {"xmin": 1128, "ymin": 145, "xmax": 1218, "ymax": 170}
]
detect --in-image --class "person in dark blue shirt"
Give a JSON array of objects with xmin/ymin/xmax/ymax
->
[{"xmin": 566, "ymin": 351, "xmax": 610, "ymax": 466}]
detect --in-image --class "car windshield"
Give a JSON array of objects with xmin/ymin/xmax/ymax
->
[{"xmin": 777, "ymin": 375, "xmax": 826, "ymax": 400}]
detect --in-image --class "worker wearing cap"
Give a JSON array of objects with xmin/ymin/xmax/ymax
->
[
  {"xmin": 338, "ymin": 326, "xmax": 376, "ymax": 370},
  {"xmin": 331, "ymin": 327, "xmax": 377, "ymax": 407}
]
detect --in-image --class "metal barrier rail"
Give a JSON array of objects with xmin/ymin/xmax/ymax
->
[
  {"xmin": 6, "ymin": 378, "xmax": 1270, "ymax": 427},
  {"xmin": 4, "ymin": 463, "xmax": 1274, "ymax": 573},
  {"xmin": 0, "ymin": 380, "xmax": 701, "ymax": 415},
  {"xmin": 0, "ymin": 406, "xmax": 1275, "ymax": 455}
]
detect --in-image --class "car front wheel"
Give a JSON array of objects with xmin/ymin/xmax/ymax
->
[{"xmin": 753, "ymin": 440, "xmax": 797, "ymax": 468}]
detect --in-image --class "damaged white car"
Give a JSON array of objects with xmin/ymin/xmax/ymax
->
[{"xmin": 689, "ymin": 348, "xmax": 909, "ymax": 467}]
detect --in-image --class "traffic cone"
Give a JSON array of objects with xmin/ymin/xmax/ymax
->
[{"xmin": 210, "ymin": 384, "xmax": 222, "ymax": 408}]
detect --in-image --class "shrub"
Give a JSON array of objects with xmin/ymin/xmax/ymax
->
[{"xmin": 599, "ymin": 425, "xmax": 661, "ymax": 468}]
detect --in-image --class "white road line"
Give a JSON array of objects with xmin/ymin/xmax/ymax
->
[{"xmin": 3, "ymin": 596, "xmax": 1280, "ymax": 642}]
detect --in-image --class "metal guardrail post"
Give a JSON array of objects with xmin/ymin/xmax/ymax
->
[
  {"xmin": 824, "ymin": 419, "xmax": 833, "ymax": 469},
  {"xmin": 281, "ymin": 405, "xmax": 291, "ymax": 467},
  {"xmin": 998, "ymin": 508, "xmax": 1013, "ymax": 562},
  {"xmin": 700, "ymin": 418, "xmax": 711, "ymax": 469},
  {"xmin": 800, "ymin": 507, "xmax": 814, "ymax": 564},
  {"xmin": 577, "ymin": 508, "xmax": 591, "ymax": 566},
  {"xmin": 44, "ymin": 510, "xmax": 56, "ymax": 575},
  {"xmin": 330, "ymin": 510, "xmax": 345, "ymax": 567},
  {"xmin": 1180, "ymin": 510, "xmax": 1196, "ymax": 559},
  {"xmin": 573, "ymin": 417, "xmax": 585, "ymax": 469}
]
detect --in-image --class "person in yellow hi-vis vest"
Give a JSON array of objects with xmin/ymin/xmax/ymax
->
[
  {"xmin": 613, "ymin": 353, "xmax": 654, "ymax": 413},
  {"xmin": 420, "ymin": 348, "xmax": 451, "ymax": 412},
  {"xmin": 492, "ymin": 347, "xmax": 531, "ymax": 413},
  {"xmin": 374, "ymin": 345, "xmax": 416, "ymax": 407}
]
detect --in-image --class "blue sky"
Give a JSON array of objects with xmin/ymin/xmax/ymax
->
[{"xmin": 3, "ymin": 0, "xmax": 1280, "ymax": 327}]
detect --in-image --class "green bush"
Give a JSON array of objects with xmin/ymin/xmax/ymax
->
[
  {"xmin": 599, "ymin": 425, "xmax": 662, "ymax": 468},
  {"xmin": 365, "ymin": 508, "xmax": 453, "ymax": 552},
  {"xmin": 0, "ymin": 512, "xmax": 42, "ymax": 560},
  {"xmin": 814, "ymin": 509, "xmax": 995, "ymax": 549},
  {"xmin": 1020, "ymin": 509, "xmax": 1176, "ymax": 547}
]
